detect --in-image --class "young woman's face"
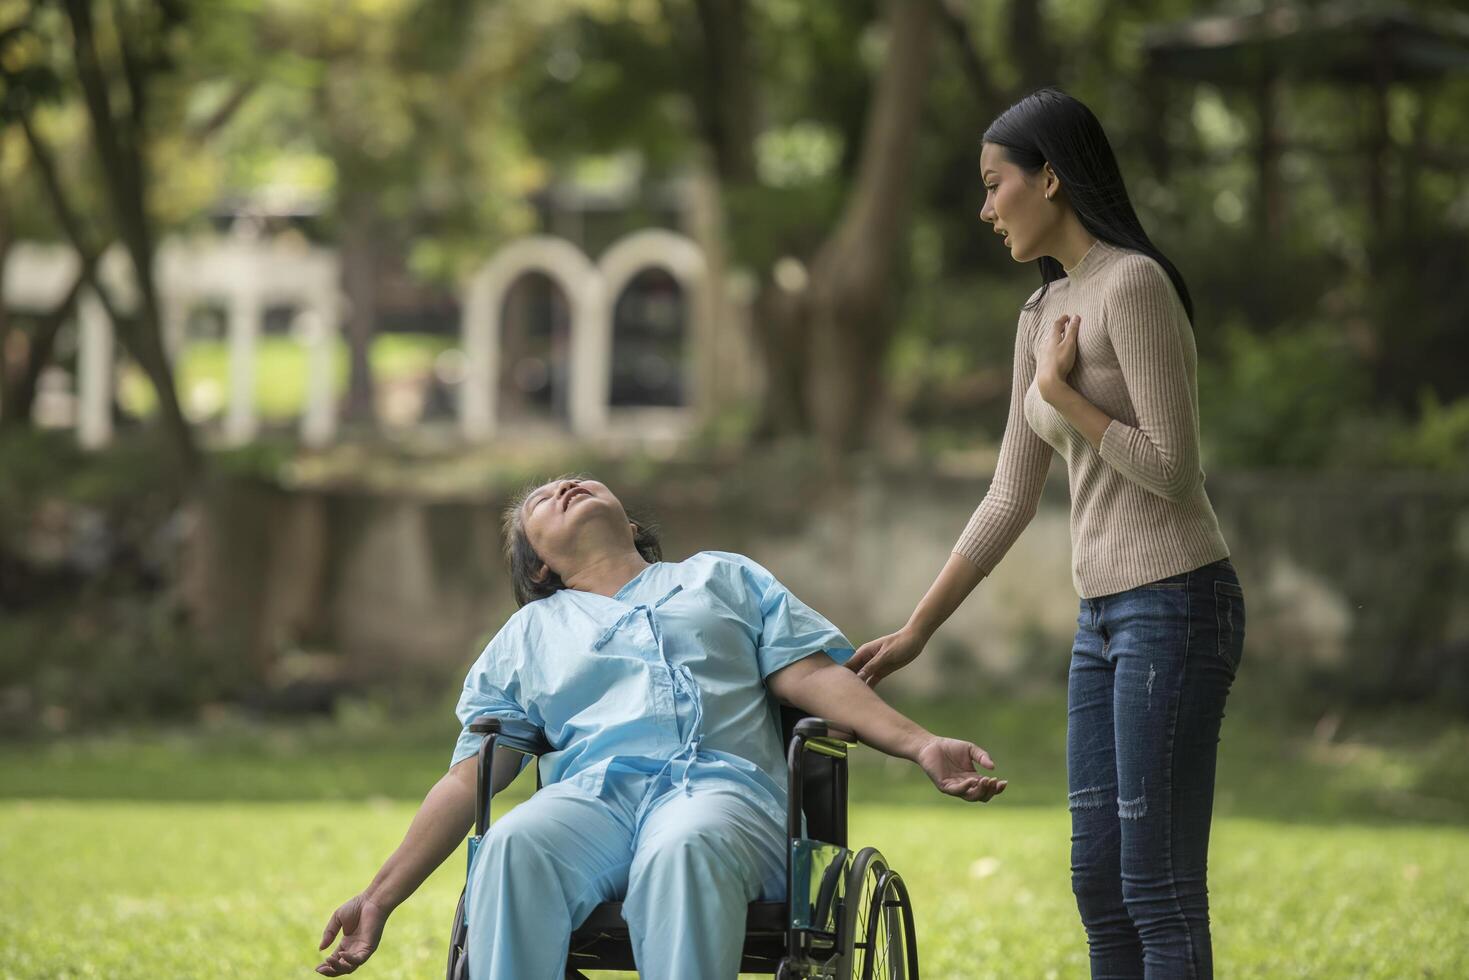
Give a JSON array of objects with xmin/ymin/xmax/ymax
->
[
  {"xmin": 979, "ymin": 141, "xmax": 1063, "ymax": 264},
  {"xmin": 520, "ymin": 478, "xmax": 630, "ymax": 567}
]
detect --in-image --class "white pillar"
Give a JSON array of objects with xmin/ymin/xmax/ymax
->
[
  {"xmin": 300, "ymin": 295, "xmax": 338, "ymax": 447},
  {"xmin": 567, "ymin": 274, "xmax": 607, "ymax": 438},
  {"xmin": 161, "ymin": 297, "xmax": 188, "ymax": 361},
  {"xmin": 76, "ymin": 289, "xmax": 114, "ymax": 449},
  {"xmin": 680, "ymin": 168, "xmax": 728, "ymax": 416},
  {"xmin": 460, "ymin": 271, "xmax": 498, "ymax": 441},
  {"xmin": 225, "ymin": 281, "xmax": 261, "ymax": 445}
]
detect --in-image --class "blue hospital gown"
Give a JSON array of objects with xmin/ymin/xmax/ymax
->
[
  {"xmin": 451, "ymin": 550, "xmax": 855, "ymax": 828},
  {"xmin": 452, "ymin": 551, "xmax": 855, "ymax": 980}
]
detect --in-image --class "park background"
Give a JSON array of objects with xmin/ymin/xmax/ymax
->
[{"xmin": 2, "ymin": 0, "xmax": 1468, "ymax": 977}]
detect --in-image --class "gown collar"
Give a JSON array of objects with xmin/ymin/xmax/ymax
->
[{"xmin": 592, "ymin": 584, "xmax": 684, "ymax": 650}]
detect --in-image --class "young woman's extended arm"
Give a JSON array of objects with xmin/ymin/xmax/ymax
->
[
  {"xmin": 766, "ymin": 652, "xmax": 1006, "ymax": 803},
  {"xmin": 846, "ymin": 552, "xmax": 986, "ymax": 686},
  {"xmin": 848, "ymin": 294, "xmax": 1051, "ymax": 686},
  {"xmin": 315, "ymin": 747, "xmax": 522, "ymax": 976}
]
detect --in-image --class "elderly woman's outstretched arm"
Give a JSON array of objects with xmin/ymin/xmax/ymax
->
[
  {"xmin": 766, "ymin": 653, "xmax": 1007, "ymax": 803},
  {"xmin": 316, "ymin": 745, "xmax": 524, "ymax": 975}
]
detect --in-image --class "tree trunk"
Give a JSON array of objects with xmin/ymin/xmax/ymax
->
[
  {"xmin": 684, "ymin": 0, "xmax": 933, "ymax": 447},
  {"xmin": 686, "ymin": 0, "xmax": 814, "ymax": 438},
  {"xmin": 338, "ymin": 190, "xmax": 379, "ymax": 427},
  {"xmin": 804, "ymin": 0, "xmax": 934, "ymax": 453},
  {"xmin": 1255, "ymin": 66, "xmax": 1282, "ymax": 247},
  {"xmin": 0, "ymin": 270, "xmax": 84, "ymax": 430},
  {"xmin": 747, "ymin": 281, "xmax": 811, "ymax": 440},
  {"xmin": 63, "ymin": 0, "xmax": 200, "ymax": 474},
  {"xmin": 1008, "ymin": 0, "xmax": 1054, "ymax": 95},
  {"xmin": 691, "ymin": 0, "xmax": 759, "ymax": 183},
  {"xmin": 0, "ymin": 192, "xmax": 11, "ymax": 416},
  {"xmin": 935, "ymin": 0, "xmax": 1005, "ymax": 116}
]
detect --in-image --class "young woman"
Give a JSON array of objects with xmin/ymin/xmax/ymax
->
[
  {"xmin": 316, "ymin": 476, "xmax": 1007, "ymax": 980},
  {"xmin": 847, "ymin": 88, "xmax": 1246, "ymax": 978}
]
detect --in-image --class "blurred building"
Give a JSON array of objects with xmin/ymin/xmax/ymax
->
[{"xmin": 1, "ymin": 161, "xmax": 761, "ymax": 450}]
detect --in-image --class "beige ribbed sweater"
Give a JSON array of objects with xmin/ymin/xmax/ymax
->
[{"xmin": 954, "ymin": 238, "xmax": 1230, "ymax": 598}]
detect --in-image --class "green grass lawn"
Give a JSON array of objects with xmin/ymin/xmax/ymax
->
[{"xmin": 3, "ymin": 691, "xmax": 1468, "ymax": 978}]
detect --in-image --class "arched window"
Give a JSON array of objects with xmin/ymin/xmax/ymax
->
[
  {"xmin": 499, "ymin": 271, "xmax": 572, "ymax": 424},
  {"xmin": 609, "ymin": 266, "xmax": 686, "ymax": 408}
]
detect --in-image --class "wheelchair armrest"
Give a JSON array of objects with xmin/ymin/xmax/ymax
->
[
  {"xmin": 469, "ymin": 715, "xmax": 554, "ymax": 839},
  {"xmin": 794, "ymin": 716, "xmax": 858, "ymax": 749},
  {"xmin": 786, "ymin": 716, "xmax": 857, "ymax": 847},
  {"xmin": 468, "ymin": 713, "xmax": 554, "ymax": 756}
]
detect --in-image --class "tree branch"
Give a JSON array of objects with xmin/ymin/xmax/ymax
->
[
  {"xmin": 685, "ymin": 0, "xmax": 759, "ymax": 182},
  {"xmin": 61, "ymin": 0, "xmax": 199, "ymax": 472},
  {"xmin": 818, "ymin": 0, "xmax": 935, "ymax": 299},
  {"xmin": 1007, "ymin": 0, "xmax": 1055, "ymax": 95},
  {"xmin": 0, "ymin": 188, "xmax": 10, "ymax": 407},
  {"xmin": 934, "ymin": 0, "xmax": 1005, "ymax": 114},
  {"xmin": 189, "ymin": 78, "xmax": 258, "ymax": 143},
  {"xmin": 65, "ymin": 0, "xmax": 131, "ymax": 197},
  {"xmin": 110, "ymin": 0, "xmax": 148, "ymax": 133},
  {"xmin": 0, "ymin": 263, "xmax": 87, "ymax": 428},
  {"xmin": 18, "ymin": 110, "xmax": 103, "ymax": 266}
]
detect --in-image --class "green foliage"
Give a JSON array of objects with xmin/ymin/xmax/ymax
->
[
  {"xmin": 6, "ymin": 0, "xmax": 1467, "ymax": 469},
  {"xmin": 0, "ymin": 429, "xmax": 182, "ymax": 513},
  {"xmin": 1198, "ymin": 321, "xmax": 1469, "ymax": 473},
  {"xmin": 0, "ymin": 432, "xmax": 224, "ymax": 735},
  {"xmin": 1360, "ymin": 225, "xmax": 1469, "ymax": 418},
  {"xmin": 722, "ymin": 180, "xmax": 846, "ymax": 274},
  {"xmin": 501, "ymin": 7, "xmax": 688, "ymax": 172},
  {"xmin": 0, "ymin": 598, "xmax": 252, "ymax": 735},
  {"xmin": 1390, "ymin": 392, "xmax": 1469, "ymax": 471},
  {"xmin": 1198, "ymin": 319, "xmax": 1371, "ymax": 468},
  {"xmin": 1348, "ymin": 390, "xmax": 1469, "ymax": 473},
  {"xmin": 889, "ymin": 272, "xmax": 1035, "ymax": 445}
]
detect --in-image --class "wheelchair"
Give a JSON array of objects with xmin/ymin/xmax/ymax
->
[{"xmin": 446, "ymin": 705, "xmax": 920, "ymax": 979}]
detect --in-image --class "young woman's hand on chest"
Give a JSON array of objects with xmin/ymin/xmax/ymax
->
[{"xmin": 1037, "ymin": 312, "xmax": 1096, "ymax": 404}]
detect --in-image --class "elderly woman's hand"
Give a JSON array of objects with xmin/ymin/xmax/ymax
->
[
  {"xmin": 847, "ymin": 626, "xmax": 927, "ymax": 687},
  {"xmin": 915, "ymin": 736, "xmax": 1007, "ymax": 803},
  {"xmin": 317, "ymin": 893, "xmax": 390, "ymax": 975}
]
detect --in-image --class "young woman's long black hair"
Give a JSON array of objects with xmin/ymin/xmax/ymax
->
[{"xmin": 983, "ymin": 86, "xmax": 1194, "ymax": 324}]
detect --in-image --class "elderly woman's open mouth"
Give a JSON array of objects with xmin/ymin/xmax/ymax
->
[{"xmin": 563, "ymin": 485, "xmax": 592, "ymax": 510}]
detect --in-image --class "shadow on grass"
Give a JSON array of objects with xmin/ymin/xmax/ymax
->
[{"xmin": 3, "ymin": 671, "xmax": 1467, "ymax": 828}]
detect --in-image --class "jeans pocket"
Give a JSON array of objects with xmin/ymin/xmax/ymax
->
[
  {"xmin": 1214, "ymin": 580, "xmax": 1246, "ymax": 672},
  {"xmin": 1141, "ymin": 571, "xmax": 1188, "ymax": 590}
]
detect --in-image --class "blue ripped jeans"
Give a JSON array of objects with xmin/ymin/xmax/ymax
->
[{"xmin": 1067, "ymin": 557, "xmax": 1245, "ymax": 979}]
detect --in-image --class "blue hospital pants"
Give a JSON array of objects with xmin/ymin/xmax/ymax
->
[{"xmin": 465, "ymin": 768, "xmax": 786, "ymax": 980}]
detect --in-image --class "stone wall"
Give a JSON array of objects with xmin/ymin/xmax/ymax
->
[{"xmin": 181, "ymin": 468, "xmax": 1469, "ymax": 705}]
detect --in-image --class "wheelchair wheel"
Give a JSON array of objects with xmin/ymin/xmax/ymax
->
[
  {"xmin": 838, "ymin": 847, "xmax": 919, "ymax": 980},
  {"xmin": 446, "ymin": 885, "xmax": 469, "ymax": 980}
]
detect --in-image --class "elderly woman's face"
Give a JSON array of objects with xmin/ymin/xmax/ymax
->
[{"xmin": 521, "ymin": 478, "xmax": 629, "ymax": 561}]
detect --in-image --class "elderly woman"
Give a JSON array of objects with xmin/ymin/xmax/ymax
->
[{"xmin": 316, "ymin": 476, "xmax": 1006, "ymax": 980}]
